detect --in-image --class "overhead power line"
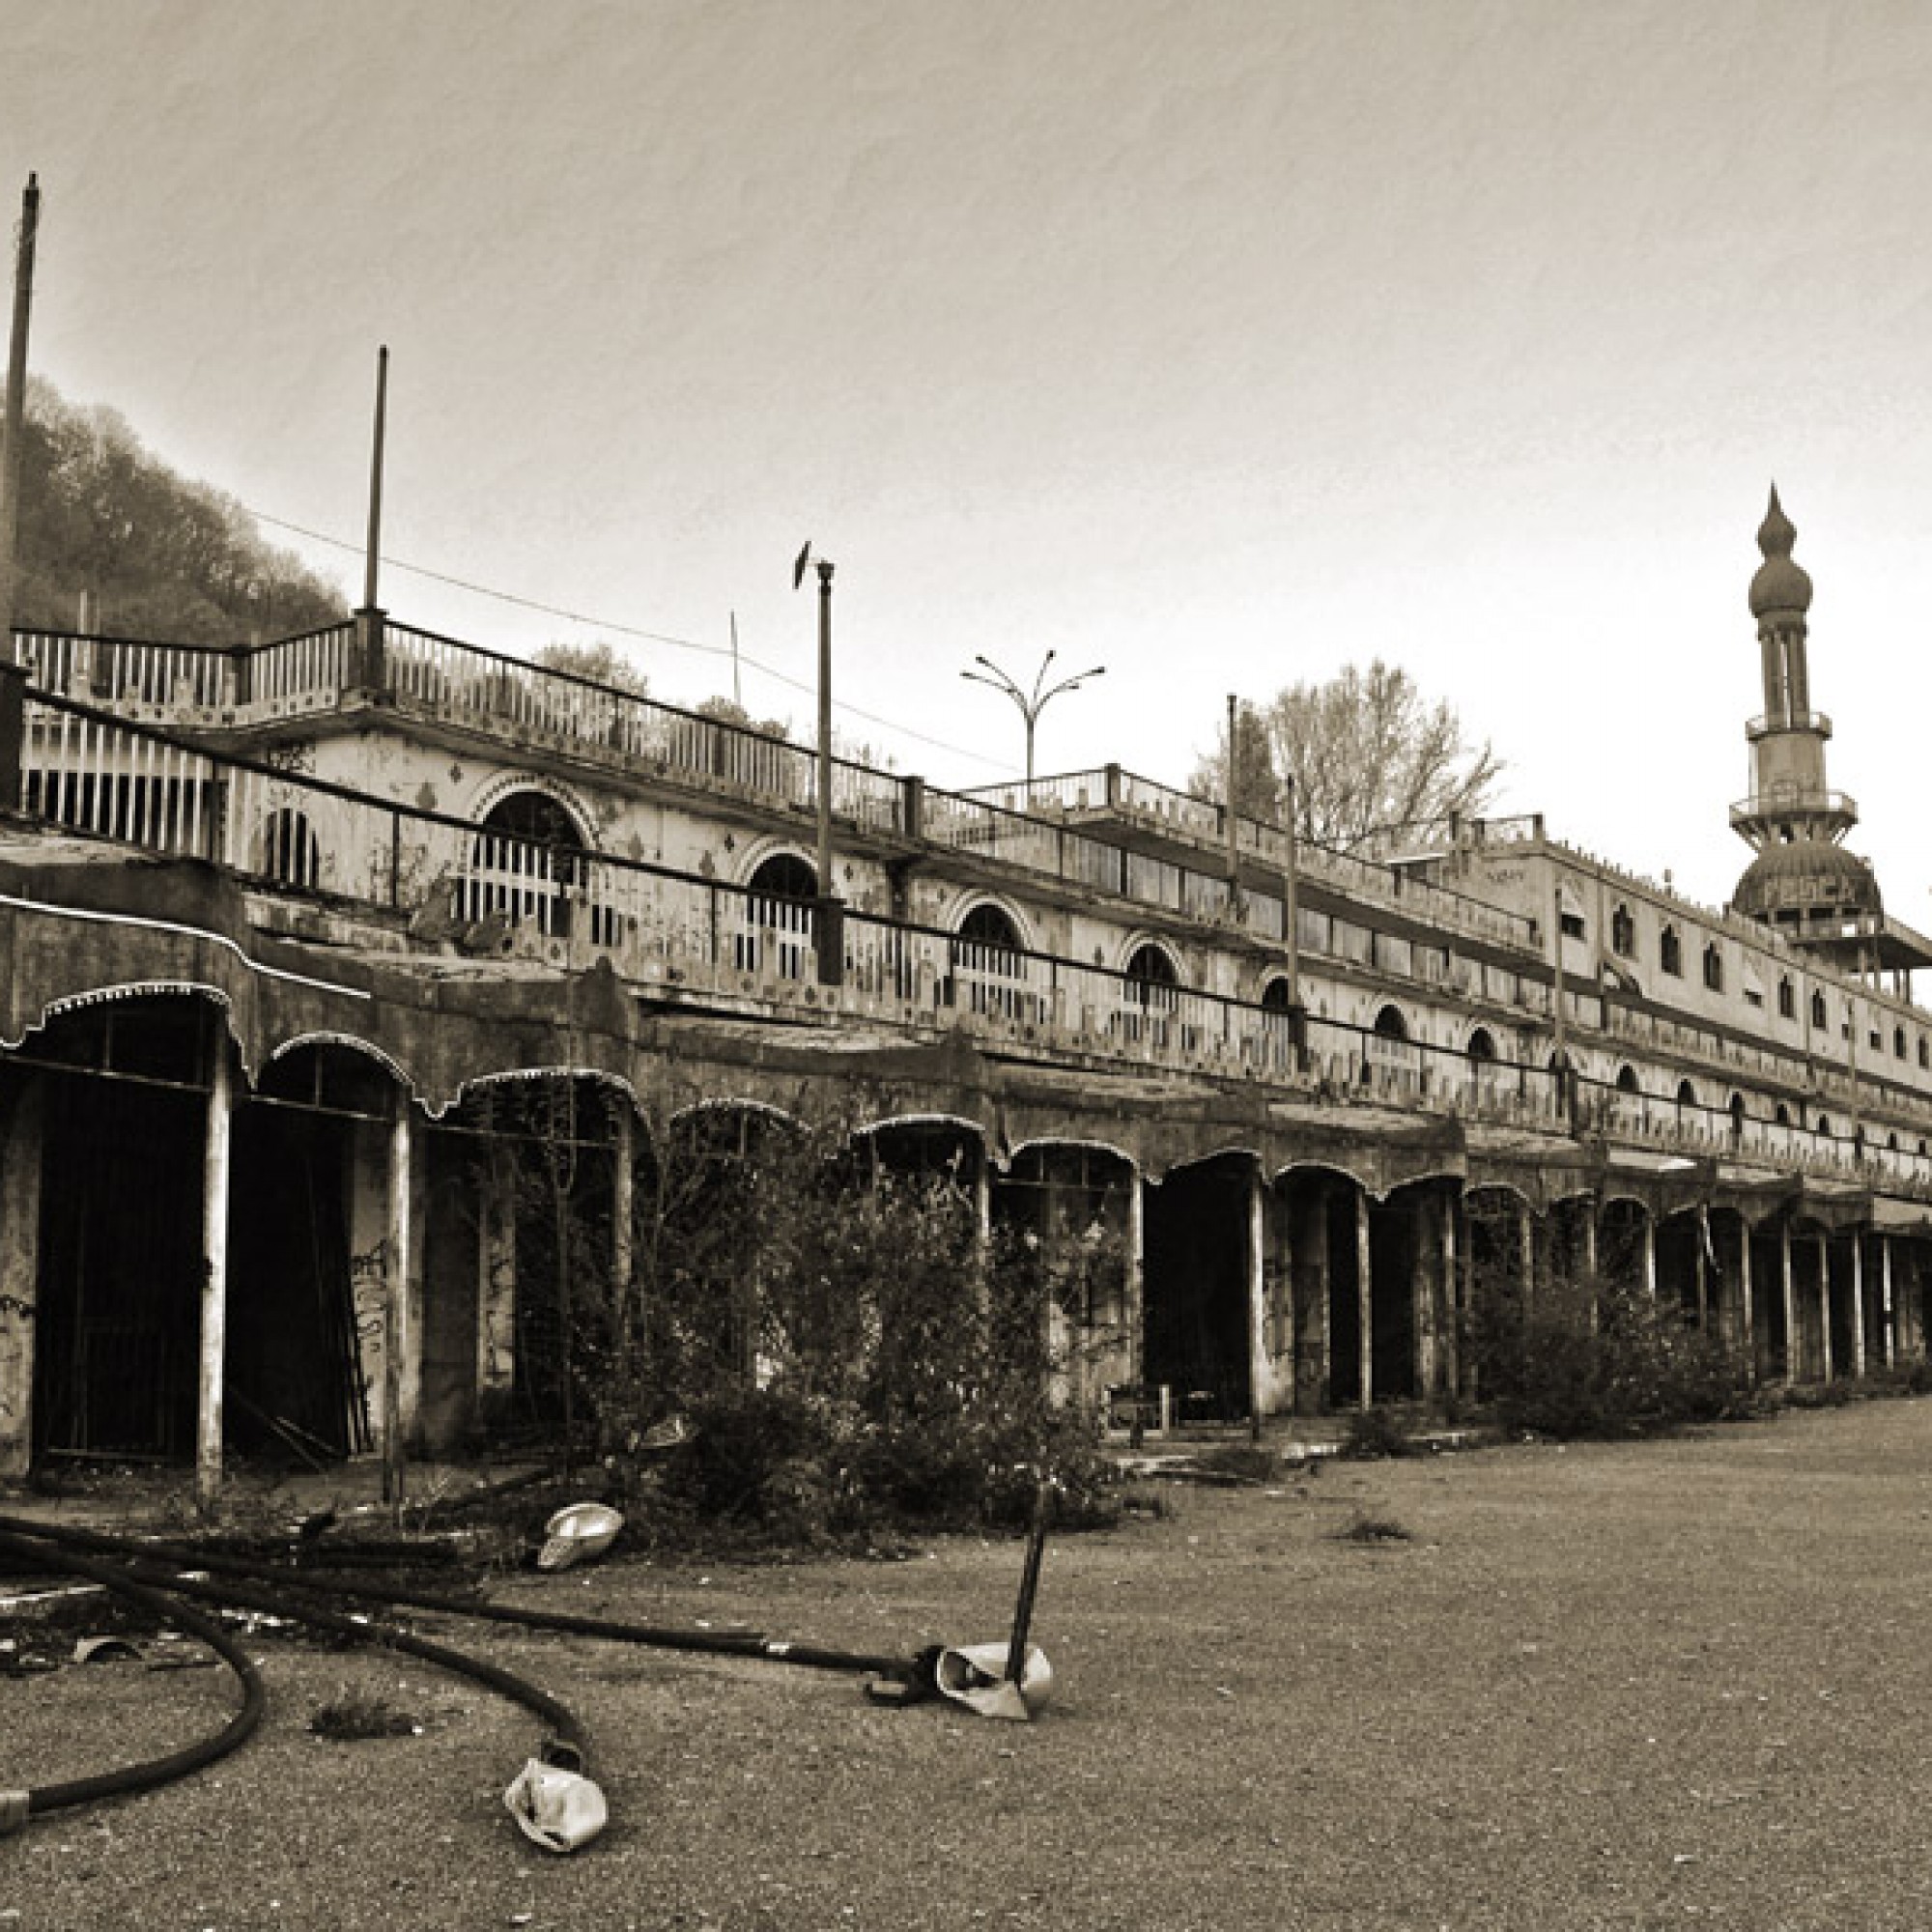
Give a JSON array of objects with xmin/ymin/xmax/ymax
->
[{"xmin": 246, "ymin": 506, "xmax": 1010, "ymax": 772}]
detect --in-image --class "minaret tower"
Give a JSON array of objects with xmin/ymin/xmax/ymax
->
[{"xmin": 1729, "ymin": 487, "xmax": 1881, "ymax": 935}]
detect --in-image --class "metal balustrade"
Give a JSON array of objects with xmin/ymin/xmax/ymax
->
[{"xmin": 14, "ymin": 687, "xmax": 1932, "ymax": 1196}]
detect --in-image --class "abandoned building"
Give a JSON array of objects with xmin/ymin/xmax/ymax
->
[{"xmin": 2, "ymin": 486, "xmax": 1930, "ymax": 1492}]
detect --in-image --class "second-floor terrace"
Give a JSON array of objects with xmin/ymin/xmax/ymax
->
[{"xmin": 5, "ymin": 668, "xmax": 1932, "ymax": 1206}]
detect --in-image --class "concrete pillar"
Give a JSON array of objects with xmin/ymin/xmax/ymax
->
[
  {"xmin": 612, "ymin": 1103, "xmax": 636, "ymax": 1378},
  {"xmin": 1356, "ymin": 1185, "xmax": 1373, "ymax": 1411},
  {"xmin": 974, "ymin": 1147, "xmax": 993, "ymax": 1246},
  {"xmin": 1246, "ymin": 1161, "xmax": 1270, "ymax": 1424},
  {"xmin": 1641, "ymin": 1215, "xmax": 1657, "ymax": 1298},
  {"xmin": 1881, "ymin": 1235, "xmax": 1896, "ymax": 1368},
  {"xmin": 1125, "ymin": 1168, "xmax": 1146, "ymax": 1436},
  {"xmin": 1440, "ymin": 1190, "xmax": 1462, "ymax": 1402},
  {"xmin": 1816, "ymin": 1232, "xmax": 1832, "ymax": 1383},
  {"xmin": 1518, "ymin": 1200, "xmax": 1536, "ymax": 1304},
  {"xmin": 476, "ymin": 1147, "xmax": 517, "ymax": 1410},
  {"xmin": 0, "ymin": 1080, "xmax": 43, "ymax": 1478},
  {"xmin": 383, "ymin": 1103, "xmax": 417, "ymax": 1497},
  {"xmin": 1850, "ymin": 1231, "xmax": 1866, "ymax": 1380},
  {"xmin": 195, "ymin": 1043, "xmax": 235, "ymax": 1513},
  {"xmin": 1738, "ymin": 1218, "xmax": 1755, "ymax": 1382},
  {"xmin": 1291, "ymin": 1179, "xmax": 1331, "ymax": 1413},
  {"xmin": 1579, "ymin": 1201, "xmax": 1599, "ymax": 1280},
  {"xmin": 1693, "ymin": 1210, "xmax": 1710, "ymax": 1331},
  {"xmin": 1408, "ymin": 1190, "xmax": 1438, "ymax": 1400},
  {"xmin": 1780, "ymin": 1224, "xmax": 1796, "ymax": 1386}
]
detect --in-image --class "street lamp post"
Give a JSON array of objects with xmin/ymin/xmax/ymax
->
[
  {"xmin": 793, "ymin": 541, "xmax": 842, "ymax": 985},
  {"xmin": 959, "ymin": 649, "xmax": 1106, "ymax": 792}
]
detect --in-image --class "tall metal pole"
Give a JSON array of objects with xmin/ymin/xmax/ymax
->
[
  {"xmin": 363, "ymin": 345, "xmax": 388, "ymax": 612},
  {"xmin": 1225, "ymin": 694, "xmax": 1240, "ymax": 892},
  {"xmin": 815, "ymin": 557, "xmax": 835, "ymax": 901},
  {"xmin": 0, "ymin": 174, "xmax": 41, "ymax": 659}
]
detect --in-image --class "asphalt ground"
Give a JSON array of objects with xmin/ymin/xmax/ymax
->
[{"xmin": 7, "ymin": 1401, "xmax": 1932, "ymax": 1929}]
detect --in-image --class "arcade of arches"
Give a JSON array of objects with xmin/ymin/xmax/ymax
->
[{"xmin": 2, "ymin": 991, "xmax": 1928, "ymax": 1491}]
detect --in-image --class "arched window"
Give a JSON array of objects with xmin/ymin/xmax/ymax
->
[
  {"xmin": 1124, "ymin": 943, "xmax": 1179, "ymax": 1007},
  {"xmin": 1615, "ymin": 1065, "xmax": 1640, "ymax": 1095},
  {"xmin": 1816, "ymin": 1115, "xmax": 1833, "ymax": 1140},
  {"xmin": 1261, "ymin": 977, "xmax": 1297, "ymax": 1016},
  {"xmin": 1121, "ymin": 943, "xmax": 1179, "ymax": 1044},
  {"xmin": 1775, "ymin": 1102, "xmax": 1793, "ymax": 1127},
  {"xmin": 1609, "ymin": 903, "xmax": 1635, "ymax": 957},
  {"xmin": 1919, "ymin": 1036, "xmax": 1929, "ymax": 1069},
  {"xmin": 1777, "ymin": 977, "xmax": 1796, "ymax": 1020},
  {"xmin": 1810, "ymin": 989, "xmax": 1828, "ymax": 1030},
  {"xmin": 468, "ymin": 789, "xmax": 589, "ymax": 940},
  {"xmin": 1660, "ymin": 926, "xmax": 1682, "ymax": 977},
  {"xmin": 1728, "ymin": 1093, "xmax": 1747, "ymax": 1141},
  {"xmin": 1675, "ymin": 1079, "xmax": 1697, "ymax": 1118},
  {"xmin": 740, "ymin": 851, "xmax": 818, "ymax": 980},
  {"xmin": 952, "ymin": 902, "xmax": 1028, "ymax": 1019},
  {"xmin": 1894, "ymin": 1026, "xmax": 1908, "ymax": 1061},
  {"xmin": 1467, "ymin": 1028, "xmax": 1496, "ymax": 1063},
  {"xmin": 255, "ymin": 807, "xmax": 322, "ymax": 892},
  {"xmin": 1373, "ymin": 1005, "xmax": 1409, "ymax": 1041},
  {"xmin": 1702, "ymin": 943, "xmax": 1723, "ymax": 992}
]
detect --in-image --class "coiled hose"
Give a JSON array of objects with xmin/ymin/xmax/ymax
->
[
  {"xmin": 0, "ymin": 1515, "xmax": 594, "ymax": 1838},
  {"xmin": 0, "ymin": 1527, "xmax": 266, "ymax": 1834}
]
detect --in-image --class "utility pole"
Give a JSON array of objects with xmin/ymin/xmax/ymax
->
[
  {"xmin": 793, "ymin": 542, "xmax": 843, "ymax": 984},
  {"xmin": 0, "ymin": 174, "xmax": 41, "ymax": 660}
]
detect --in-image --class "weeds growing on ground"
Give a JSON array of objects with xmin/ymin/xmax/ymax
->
[{"xmin": 308, "ymin": 1690, "xmax": 420, "ymax": 1741}]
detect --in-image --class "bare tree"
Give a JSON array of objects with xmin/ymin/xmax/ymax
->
[
  {"xmin": 1195, "ymin": 661, "xmax": 1502, "ymax": 854},
  {"xmin": 534, "ymin": 639, "xmax": 650, "ymax": 695}
]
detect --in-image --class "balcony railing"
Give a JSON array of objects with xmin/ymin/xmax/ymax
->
[{"xmin": 11, "ymin": 687, "xmax": 1932, "ymax": 1199}]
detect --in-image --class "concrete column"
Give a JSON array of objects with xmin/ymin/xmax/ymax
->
[
  {"xmin": 1641, "ymin": 1215, "xmax": 1658, "ymax": 1298},
  {"xmin": 1693, "ymin": 1211, "xmax": 1711, "ymax": 1331},
  {"xmin": 1518, "ymin": 1200, "xmax": 1536, "ymax": 1305},
  {"xmin": 1816, "ymin": 1232, "xmax": 1832, "ymax": 1383},
  {"xmin": 1779, "ymin": 1225, "xmax": 1795, "ymax": 1385},
  {"xmin": 383, "ymin": 1103, "xmax": 417, "ymax": 1496},
  {"xmin": 1580, "ymin": 1202, "xmax": 1600, "ymax": 1280},
  {"xmin": 974, "ymin": 1147, "xmax": 993, "ymax": 1246},
  {"xmin": 195, "ymin": 1044, "xmax": 235, "ymax": 1513},
  {"xmin": 1440, "ymin": 1190, "xmax": 1462, "ymax": 1402},
  {"xmin": 1125, "ymin": 1168, "xmax": 1146, "ymax": 1437},
  {"xmin": 1738, "ymin": 1219, "xmax": 1755, "ymax": 1382},
  {"xmin": 0, "ymin": 1080, "xmax": 43, "ymax": 1478},
  {"xmin": 1850, "ymin": 1231, "xmax": 1867, "ymax": 1379},
  {"xmin": 476, "ymin": 1148, "xmax": 517, "ymax": 1410},
  {"xmin": 1291, "ymin": 1180, "xmax": 1331, "ymax": 1413},
  {"xmin": 1881, "ymin": 1235, "xmax": 1896, "ymax": 1368},
  {"xmin": 612, "ymin": 1104, "xmax": 636, "ymax": 1378},
  {"xmin": 1246, "ymin": 1162, "xmax": 1270, "ymax": 1425},
  {"xmin": 1356, "ymin": 1185, "xmax": 1374, "ymax": 1411}
]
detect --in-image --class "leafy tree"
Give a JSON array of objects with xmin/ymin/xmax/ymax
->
[
  {"xmin": 1186, "ymin": 698, "xmax": 1283, "ymax": 824},
  {"xmin": 1193, "ymin": 660, "xmax": 1502, "ymax": 854},
  {"xmin": 533, "ymin": 639, "xmax": 649, "ymax": 696},
  {"xmin": 9, "ymin": 378, "xmax": 345, "ymax": 641},
  {"xmin": 696, "ymin": 693, "xmax": 791, "ymax": 741}
]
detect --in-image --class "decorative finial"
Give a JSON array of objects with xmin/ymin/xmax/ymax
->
[{"xmin": 1749, "ymin": 483, "xmax": 1811, "ymax": 617}]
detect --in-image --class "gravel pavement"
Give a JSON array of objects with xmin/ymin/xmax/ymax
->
[{"xmin": 8, "ymin": 1402, "xmax": 1932, "ymax": 1929}]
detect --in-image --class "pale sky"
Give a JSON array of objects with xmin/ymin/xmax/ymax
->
[{"xmin": 8, "ymin": 0, "xmax": 1932, "ymax": 924}]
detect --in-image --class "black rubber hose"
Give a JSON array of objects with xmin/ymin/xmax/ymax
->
[
  {"xmin": 0, "ymin": 1528, "xmax": 266, "ymax": 1828},
  {"xmin": 0, "ymin": 1518, "xmax": 592, "ymax": 1771},
  {"xmin": 0, "ymin": 1514, "xmax": 921, "ymax": 1680}
]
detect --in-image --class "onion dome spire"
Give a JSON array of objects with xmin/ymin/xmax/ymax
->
[{"xmin": 1748, "ymin": 483, "xmax": 1813, "ymax": 618}]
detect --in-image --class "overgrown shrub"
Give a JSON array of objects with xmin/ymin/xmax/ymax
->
[
  {"xmin": 1341, "ymin": 1406, "xmax": 1416, "ymax": 1460},
  {"xmin": 494, "ymin": 1107, "xmax": 1124, "ymax": 1542},
  {"xmin": 1467, "ymin": 1270, "xmax": 1752, "ymax": 1440}
]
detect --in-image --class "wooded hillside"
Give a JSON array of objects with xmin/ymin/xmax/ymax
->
[{"xmin": 9, "ymin": 379, "xmax": 347, "ymax": 643}]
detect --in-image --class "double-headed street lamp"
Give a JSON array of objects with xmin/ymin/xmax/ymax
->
[{"xmin": 960, "ymin": 649, "xmax": 1106, "ymax": 790}]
